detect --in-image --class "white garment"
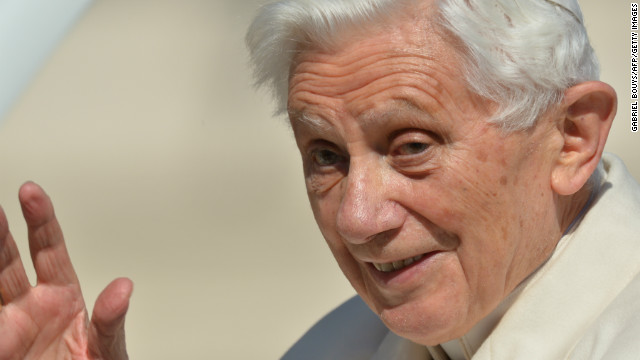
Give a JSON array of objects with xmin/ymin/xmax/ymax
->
[{"xmin": 281, "ymin": 153, "xmax": 640, "ymax": 360}]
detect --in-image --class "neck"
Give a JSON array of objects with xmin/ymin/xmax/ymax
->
[{"xmin": 557, "ymin": 183, "xmax": 594, "ymax": 236}]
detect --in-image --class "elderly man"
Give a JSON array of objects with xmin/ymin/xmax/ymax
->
[
  {"xmin": 244, "ymin": 0, "xmax": 640, "ymax": 358},
  {"xmin": 0, "ymin": 0, "xmax": 638, "ymax": 359}
]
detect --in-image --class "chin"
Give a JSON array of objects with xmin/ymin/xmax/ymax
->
[{"xmin": 373, "ymin": 292, "xmax": 471, "ymax": 346}]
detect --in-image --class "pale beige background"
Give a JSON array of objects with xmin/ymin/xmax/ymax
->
[{"xmin": 0, "ymin": 1, "xmax": 637, "ymax": 359}]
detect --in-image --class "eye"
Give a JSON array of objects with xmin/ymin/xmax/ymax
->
[
  {"xmin": 388, "ymin": 129, "xmax": 440, "ymax": 175},
  {"xmin": 390, "ymin": 129, "xmax": 434, "ymax": 158},
  {"xmin": 312, "ymin": 148, "xmax": 344, "ymax": 166},
  {"xmin": 305, "ymin": 145, "xmax": 347, "ymax": 193},
  {"xmin": 396, "ymin": 142, "xmax": 429, "ymax": 156}
]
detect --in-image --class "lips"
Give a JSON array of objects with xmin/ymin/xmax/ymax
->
[{"xmin": 372, "ymin": 254, "xmax": 425, "ymax": 272}]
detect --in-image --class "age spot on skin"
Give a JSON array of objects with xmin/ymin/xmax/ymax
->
[
  {"xmin": 500, "ymin": 176, "xmax": 508, "ymax": 186},
  {"xmin": 476, "ymin": 150, "xmax": 488, "ymax": 162}
]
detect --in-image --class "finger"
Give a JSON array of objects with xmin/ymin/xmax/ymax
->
[
  {"xmin": 0, "ymin": 205, "xmax": 31, "ymax": 303},
  {"xmin": 88, "ymin": 277, "xmax": 133, "ymax": 360},
  {"xmin": 18, "ymin": 182, "xmax": 78, "ymax": 285}
]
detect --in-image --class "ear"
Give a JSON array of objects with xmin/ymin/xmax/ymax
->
[{"xmin": 551, "ymin": 81, "xmax": 617, "ymax": 195}]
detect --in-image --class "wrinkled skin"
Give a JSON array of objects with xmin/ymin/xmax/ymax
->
[
  {"xmin": 0, "ymin": 182, "xmax": 132, "ymax": 360},
  {"xmin": 287, "ymin": 2, "xmax": 587, "ymax": 346}
]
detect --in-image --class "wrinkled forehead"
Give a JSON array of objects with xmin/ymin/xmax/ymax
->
[
  {"xmin": 286, "ymin": 27, "xmax": 492, "ymax": 137},
  {"xmin": 286, "ymin": 2, "xmax": 469, "ymax": 115},
  {"xmin": 289, "ymin": 0, "xmax": 443, "ymax": 66}
]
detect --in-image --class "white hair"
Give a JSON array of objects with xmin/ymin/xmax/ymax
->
[
  {"xmin": 246, "ymin": 0, "xmax": 600, "ymax": 131},
  {"xmin": 245, "ymin": 0, "xmax": 403, "ymax": 117}
]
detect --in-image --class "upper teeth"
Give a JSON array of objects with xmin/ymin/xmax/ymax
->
[{"xmin": 373, "ymin": 255, "xmax": 424, "ymax": 272}]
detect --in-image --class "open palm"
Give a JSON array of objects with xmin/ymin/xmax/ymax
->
[{"xmin": 0, "ymin": 182, "xmax": 133, "ymax": 360}]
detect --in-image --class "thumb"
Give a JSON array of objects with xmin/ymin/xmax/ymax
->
[{"xmin": 88, "ymin": 277, "xmax": 134, "ymax": 360}]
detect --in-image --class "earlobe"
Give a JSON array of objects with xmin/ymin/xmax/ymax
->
[{"xmin": 551, "ymin": 81, "xmax": 617, "ymax": 195}]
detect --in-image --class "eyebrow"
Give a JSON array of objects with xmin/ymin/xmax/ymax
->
[
  {"xmin": 359, "ymin": 98, "xmax": 437, "ymax": 129},
  {"xmin": 289, "ymin": 110, "xmax": 334, "ymax": 133},
  {"xmin": 289, "ymin": 98, "xmax": 439, "ymax": 135}
]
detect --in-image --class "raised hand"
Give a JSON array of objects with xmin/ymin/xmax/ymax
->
[{"xmin": 0, "ymin": 182, "xmax": 133, "ymax": 360}]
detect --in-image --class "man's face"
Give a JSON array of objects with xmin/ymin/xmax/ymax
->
[{"xmin": 287, "ymin": 7, "xmax": 562, "ymax": 345}]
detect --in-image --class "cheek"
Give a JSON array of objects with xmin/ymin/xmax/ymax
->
[
  {"xmin": 307, "ymin": 182, "xmax": 341, "ymax": 243},
  {"xmin": 418, "ymin": 161, "xmax": 523, "ymax": 290},
  {"xmin": 304, "ymin": 165, "xmax": 345, "ymax": 194},
  {"xmin": 307, "ymin": 185, "xmax": 369, "ymax": 291},
  {"xmin": 434, "ymin": 151, "xmax": 555, "ymax": 299}
]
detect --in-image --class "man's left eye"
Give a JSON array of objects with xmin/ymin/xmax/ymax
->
[
  {"xmin": 387, "ymin": 130, "xmax": 439, "ymax": 175},
  {"xmin": 396, "ymin": 142, "xmax": 429, "ymax": 156}
]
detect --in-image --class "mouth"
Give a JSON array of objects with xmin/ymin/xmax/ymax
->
[{"xmin": 372, "ymin": 254, "xmax": 425, "ymax": 273}]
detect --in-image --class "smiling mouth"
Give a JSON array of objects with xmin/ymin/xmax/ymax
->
[{"xmin": 372, "ymin": 254, "xmax": 425, "ymax": 272}]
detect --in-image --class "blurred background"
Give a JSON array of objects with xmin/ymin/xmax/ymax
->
[{"xmin": 0, "ymin": 1, "xmax": 636, "ymax": 358}]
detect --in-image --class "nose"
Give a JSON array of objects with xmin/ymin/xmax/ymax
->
[{"xmin": 335, "ymin": 156, "xmax": 406, "ymax": 245}]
